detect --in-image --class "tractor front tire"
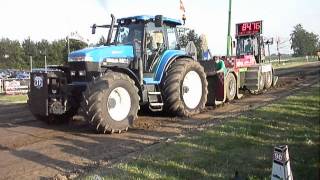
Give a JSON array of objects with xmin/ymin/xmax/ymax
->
[
  {"xmin": 82, "ymin": 72, "xmax": 139, "ymax": 134},
  {"xmin": 162, "ymin": 58, "xmax": 208, "ymax": 117}
]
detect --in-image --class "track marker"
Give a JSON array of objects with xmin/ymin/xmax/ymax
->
[{"xmin": 271, "ymin": 145, "xmax": 293, "ymax": 180}]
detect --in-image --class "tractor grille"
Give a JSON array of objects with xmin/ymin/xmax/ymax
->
[{"xmin": 68, "ymin": 62, "xmax": 100, "ymax": 82}]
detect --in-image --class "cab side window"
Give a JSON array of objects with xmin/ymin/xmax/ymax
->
[
  {"xmin": 145, "ymin": 23, "xmax": 165, "ymax": 72},
  {"xmin": 147, "ymin": 30, "xmax": 164, "ymax": 51},
  {"xmin": 167, "ymin": 28, "xmax": 178, "ymax": 50}
]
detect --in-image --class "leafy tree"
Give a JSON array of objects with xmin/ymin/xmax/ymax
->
[
  {"xmin": 290, "ymin": 24, "xmax": 319, "ymax": 56},
  {"xmin": 0, "ymin": 38, "xmax": 24, "ymax": 68},
  {"xmin": 10, "ymin": 40, "xmax": 25, "ymax": 69},
  {"xmin": 22, "ymin": 37, "xmax": 37, "ymax": 66},
  {"xmin": 48, "ymin": 40, "xmax": 66, "ymax": 65},
  {"xmin": 0, "ymin": 38, "xmax": 10, "ymax": 67},
  {"xmin": 0, "ymin": 38, "xmax": 73, "ymax": 69},
  {"xmin": 178, "ymin": 29, "xmax": 203, "ymax": 59},
  {"xmin": 32, "ymin": 39, "xmax": 50, "ymax": 68},
  {"xmin": 97, "ymin": 36, "xmax": 107, "ymax": 46},
  {"xmin": 69, "ymin": 39, "xmax": 87, "ymax": 52}
]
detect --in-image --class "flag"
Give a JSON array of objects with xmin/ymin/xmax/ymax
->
[{"xmin": 180, "ymin": 0, "xmax": 186, "ymax": 12}]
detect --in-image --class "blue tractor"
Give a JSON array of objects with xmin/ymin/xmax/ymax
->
[{"xmin": 28, "ymin": 15, "xmax": 208, "ymax": 133}]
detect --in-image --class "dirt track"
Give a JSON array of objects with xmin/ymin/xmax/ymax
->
[{"xmin": 0, "ymin": 62, "xmax": 319, "ymax": 180}]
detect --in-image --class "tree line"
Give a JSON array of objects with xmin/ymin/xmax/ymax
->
[
  {"xmin": 290, "ymin": 24, "xmax": 320, "ymax": 57},
  {"xmin": 0, "ymin": 31, "xmax": 203, "ymax": 70},
  {"xmin": 0, "ymin": 37, "xmax": 87, "ymax": 69}
]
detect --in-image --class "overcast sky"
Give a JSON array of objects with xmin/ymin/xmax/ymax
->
[{"xmin": 0, "ymin": 0, "xmax": 319, "ymax": 55}]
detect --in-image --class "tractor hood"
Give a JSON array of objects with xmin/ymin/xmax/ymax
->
[{"xmin": 68, "ymin": 45, "xmax": 134, "ymax": 63}]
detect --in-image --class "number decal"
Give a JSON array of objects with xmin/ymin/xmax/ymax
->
[{"xmin": 34, "ymin": 76, "xmax": 43, "ymax": 89}]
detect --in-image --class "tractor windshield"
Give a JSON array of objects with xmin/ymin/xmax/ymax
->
[
  {"xmin": 236, "ymin": 36, "xmax": 257, "ymax": 56},
  {"xmin": 237, "ymin": 37, "xmax": 252, "ymax": 55},
  {"xmin": 115, "ymin": 24, "xmax": 143, "ymax": 45}
]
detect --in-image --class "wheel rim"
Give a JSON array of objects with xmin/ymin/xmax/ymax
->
[
  {"xmin": 107, "ymin": 87, "xmax": 131, "ymax": 121},
  {"xmin": 228, "ymin": 76, "xmax": 236, "ymax": 98},
  {"xmin": 182, "ymin": 70, "xmax": 203, "ymax": 109}
]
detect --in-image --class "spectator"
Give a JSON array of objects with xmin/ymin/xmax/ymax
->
[{"xmin": 215, "ymin": 56, "xmax": 227, "ymax": 75}]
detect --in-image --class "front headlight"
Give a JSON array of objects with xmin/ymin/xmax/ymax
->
[
  {"xmin": 78, "ymin": 70, "xmax": 86, "ymax": 76},
  {"xmin": 70, "ymin": 71, "xmax": 76, "ymax": 76},
  {"xmin": 68, "ymin": 56, "xmax": 93, "ymax": 62},
  {"xmin": 101, "ymin": 58, "xmax": 130, "ymax": 66}
]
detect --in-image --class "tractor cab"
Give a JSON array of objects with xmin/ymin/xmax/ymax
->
[
  {"xmin": 235, "ymin": 21, "xmax": 265, "ymax": 64},
  {"xmin": 116, "ymin": 15, "xmax": 182, "ymax": 76}
]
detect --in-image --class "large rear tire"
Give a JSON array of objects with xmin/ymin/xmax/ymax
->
[
  {"xmin": 162, "ymin": 58, "xmax": 208, "ymax": 117},
  {"xmin": 82, "ymin": 72, "xmax": 139, "ymax": 134},
  {"xmin": 226, "ymin": 73, "xmax": 236, "ymax": 101}
]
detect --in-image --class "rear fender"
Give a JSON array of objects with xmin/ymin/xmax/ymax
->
[{"xmin": 154, "ymin": 50, "xmax": 190, "ymax": 83}]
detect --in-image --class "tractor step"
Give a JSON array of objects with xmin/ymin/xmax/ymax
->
[
  {"xmin": 148, "ymin": 92, "xmax": 161, "ymax": 95},
  {"xmin": 149, "ymin": 102, "xmax": 163, "ymax": 112},
  {"xmin": 148, "ymin": 91, "xmax": 163, "ymax": 112},
  {"xmin": 150, "ymin": 102, "xmax": 164, "ymax": 106}
]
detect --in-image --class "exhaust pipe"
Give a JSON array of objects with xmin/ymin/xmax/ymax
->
[{"xmin": 107, "ymin": 14, "xmax": 115, "ymax": 45}]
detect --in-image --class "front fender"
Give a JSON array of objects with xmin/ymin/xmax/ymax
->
[{"xmin": 106, "ymin": 67, "xmax": 141, "ymax": 91}]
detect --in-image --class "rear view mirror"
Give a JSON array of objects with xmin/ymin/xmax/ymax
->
[
  {"xmin": 91, "ymin": 24, "xmax": 96, "ymax": 34},
  {"xmin": 155, "ymin": 15, "xmax": 163, "ymax": 27}
]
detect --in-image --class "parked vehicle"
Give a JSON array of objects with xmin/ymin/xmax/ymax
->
[{"xmin": 16, "ymin": 72, "xmax": 30, "ymax": 79}]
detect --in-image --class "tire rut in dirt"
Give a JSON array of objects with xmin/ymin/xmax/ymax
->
[
  {"xmin": 162, "ymin": 58, "xmax": 208, "ymax": 117},
  {"xmin": 81, "ymin": 72, "xmax": 139, "ymax": 134}
]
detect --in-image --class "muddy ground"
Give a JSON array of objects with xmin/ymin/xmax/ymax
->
[{"xmin": 0, "ymin": 62, "xmax": 319, "ymax": 180}]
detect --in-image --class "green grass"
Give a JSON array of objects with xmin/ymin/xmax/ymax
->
[
  {"xmin": 271, "ymin": 57, "xmax": 318, "ymax": 69},
  {"xmin": 84, "ymin": 84, "xmax": 320, "ymax": 180},
  {"xmin": 0, "ymin": 94, "xmax": 28, "ymax": 103}
]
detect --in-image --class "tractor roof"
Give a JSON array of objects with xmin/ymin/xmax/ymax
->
[{"xmin": 117, "ymin": 15, "xmax": 182, "ymax": 26}]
